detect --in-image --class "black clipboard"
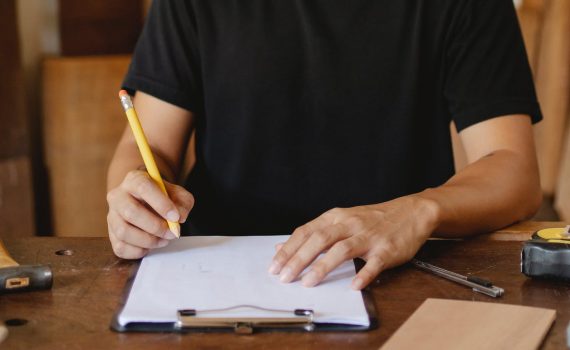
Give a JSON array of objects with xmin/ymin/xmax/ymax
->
[{"xmin": 110, "ymin": 259, "xmax": 378, "ymax": 334}]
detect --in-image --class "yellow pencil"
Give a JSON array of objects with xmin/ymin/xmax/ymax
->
[{"xmin": 118, "ymin": 90, "xmax": 180, "ymax": 238}]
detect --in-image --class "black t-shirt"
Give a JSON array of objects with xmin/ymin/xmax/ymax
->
[{"xmin": 123, "ymin": 0, "xmax": 542, "ymax": 235}]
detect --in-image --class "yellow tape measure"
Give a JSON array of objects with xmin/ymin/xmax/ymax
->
[
  {"xmin": 522, "ymin": 226, "xmax": 570, "ymax": 281},
  {"xmin": 532, "ymin": 227, "xmax": 570, "ymax": 244}
]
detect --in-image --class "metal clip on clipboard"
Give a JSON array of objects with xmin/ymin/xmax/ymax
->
[{"xmin": 175, "ymin": 305, "xmax": 315, "ymax": 334}]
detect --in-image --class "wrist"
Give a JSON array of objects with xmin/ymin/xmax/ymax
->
[{"xmin": 411, "ymin": 189, "xmax": 443, "ymax": 235}]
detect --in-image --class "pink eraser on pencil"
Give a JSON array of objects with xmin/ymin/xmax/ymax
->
[{"xmin": 119, "ymin": 90, "xmax": 128, "ymax": 97}]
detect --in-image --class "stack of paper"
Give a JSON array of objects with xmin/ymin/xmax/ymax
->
[{"xmin": 117, "ymin": 235, "xmax": 370, "ymax": 327}]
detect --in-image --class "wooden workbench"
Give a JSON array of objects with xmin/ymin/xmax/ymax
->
[{"xmin": 1, "ymin": 222, "xmax": 568, "ymax": 349}]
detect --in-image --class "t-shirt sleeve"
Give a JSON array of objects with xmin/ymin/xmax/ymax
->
[
  {"xmin": 122, "ymin": 0, "xmax": 202, "ymax": 113},
  {"xmin": 444, "ymin": 0, "xmax": 542, "ymax": 132}
]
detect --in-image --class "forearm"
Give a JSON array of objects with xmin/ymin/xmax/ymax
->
[
  {"xmin": 107, "ymin": 137, "xmax": 177, "ymax": 191},
  {"xmin": 273, "ymin": 116, "xmax": 540, "ymax": 288},
  {"xmin": 416, "ymin": 149, "xmax": 542, "ymax": 237},
  {"xmin": 107, "ymin": 91, "xmax": 194, "ymax": 192}
]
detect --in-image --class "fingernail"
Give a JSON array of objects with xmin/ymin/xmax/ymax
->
[
  {"xmin": 166, "ymin": 210, "xmax": 179, "ymax": 222},
  {"xmin": 157, "ymin": 239, "xmax": 169, "ymax": 248},
  {"xmin": 280, "ymin": 267, "xmax": 294, "ymax": 283},
  {"xmin": 351, "ymin": 277, "xmax": 363, "ymax": 290},
  {"xmin": 268, "ymin": 261, "xmax": 281, "ymax": 274},
  {"xmin": 178, "ymin": 207, "xmax": 187, "ymax": 223},
  {"xmin": 302, "ymin": 270, "xmax": 319, "ymax": 287},
  {"xmin": 164, "ymin": 229, "xmax": 177, "ymax": 240}
]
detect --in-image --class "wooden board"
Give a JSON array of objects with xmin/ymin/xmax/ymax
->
[
  {"xmin": 2, "ymin": 235, "xmax": 570, "ymax": 349},
  {"xmin": 555, "ymin": 126, "xmax": 570, "ymax": 221},
  {"xmin": 0, "ymin": 0, "xmax": 30, "ymax": 159},
  {"xmin": 533, "ymin": 0, "xmax": 570, "ymax": 195},
  {"xmin": 59, "ymin": 0, "xmax": 142, "ymax": 56},
  {"xmin": 381, "ymin": 298, "xmax": 555, "ymax": 350},
  {"xmin": 0, "ymin": 0, "xmax": 35, "ymax": 237},
  {"xmin": 0, "ymin": 157, "xmax": 35, "ymax": 238},
  {"xmin": 516, "ymin": 0, "xmax": 544, "ymax": 71},
  {"xmin": 478, "ymin": 220, "xmax": 567, "ymax": 241},
  {"xmin": 42, "ymin": 56, "xmax": 131, "ymax": 236}
]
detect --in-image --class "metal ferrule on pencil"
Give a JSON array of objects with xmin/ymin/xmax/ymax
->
[{"xmin": 119, "ymin": 93, "xmax": 134, "ymax": 111}]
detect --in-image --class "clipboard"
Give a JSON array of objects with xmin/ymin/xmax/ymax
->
[{"xmin": 110, "ymin": 259, "xmax": 378, "ymax": 334}]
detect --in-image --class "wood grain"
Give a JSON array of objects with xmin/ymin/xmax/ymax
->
[
  {"xmin": 1, "ymin": 226, "xmax": 569, "ymax": 349},
  {"xmin": 0, "ymin": 0, "xmax": 29, "ymax": 159},
  {"xmin": 555, "ymin": 128, "xmax": 570, "ymax": 221},
  {"xmin": 516, "ymin": 0, "xmax": 545, "ymax": 71},
  {"xmin": 59, "ymin": 0, "xmax": 143, "ymax": 56},
  {"xmin": 42, "ymin": 56, "xmax": 131, "ymax": 236},
  {"xmin": 0, "ymin": 239, "xmax": 19, "ymax": 267},
  {"xmin": 0, "ymin": 158, "xmax": 36, "ymax": 238},
  {"xmin": 380, "ymin": 299, "xmax": 555, "ymax": 350},
  {"xmin": 533, "ymin": 0, "xmax": 570, "ymax": 195},
  {"xmin": 481, "ymin": 221, "xmax": 567, "ymax": 241},
  {"xmin": 0, "ymin": 0, "xmax": 35, "ymax": 237}
]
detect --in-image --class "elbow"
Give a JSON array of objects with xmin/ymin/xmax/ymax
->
[
  {"xmin": 520, "ymin": 182, "xmax": 543, "ymax": 221},
  {"xmin": 514, "ymin": 150, "xmax": 542, "ymax": 221}
]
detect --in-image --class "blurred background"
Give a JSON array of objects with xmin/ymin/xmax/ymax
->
[{"xmin": 0, "ymin": 0, "xmax": 568, "ymax": 238}]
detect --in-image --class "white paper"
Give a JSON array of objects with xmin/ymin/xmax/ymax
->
[{"xmin": 118, "ymin": 235, "xmax": 370, "ymax": 327}]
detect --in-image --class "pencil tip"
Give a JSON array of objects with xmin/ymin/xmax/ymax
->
[{"xmin": 170, "ymin": 224, "xmax": 181, "ymax": 238}]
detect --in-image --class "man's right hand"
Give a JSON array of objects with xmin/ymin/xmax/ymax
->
[{"xmin": 106, "ymin": 170, "xmax": 195, "ymax": 259}]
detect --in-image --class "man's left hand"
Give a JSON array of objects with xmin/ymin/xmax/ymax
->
[{"xmin": 268, "ymin": 194, "xmax": 440, "ymax": 290}]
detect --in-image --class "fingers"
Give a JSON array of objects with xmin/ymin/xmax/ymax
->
[
  {"xmin": 270, "ymin": 207, "xmax": 379, "ymax": 289},
  {"xmin": 269, "ymin": 216, "xmax": 332, "ymax": 274},
  {"xmin": 165, "ymin": 181, "xmax": 195, "ymax": 223},
  {"xmin": 121, "ymin": 170, "xmax": 180, "ymax": 224},
  {"xmin": 269, "ymin": 201, "xmax": 429, "ymax": 290},
  {"xmin": 351, "ymin": 255, "xmax": 385, "ymax": 290},
  {"xmin": 108, "ymin": 222, "xmax": 150, "ymax": 259},
  {"xmin": 269, "ymin": 226, "xmax": 311, "ymax": 274},
  {"xmin": 109, "ymin": 190, "xmax": 175, "ymax": 239},
  {"xmin": 108, "ymin": 211, "xmax": 170, "ymax": 249},
  {"xmin": 106, "ymin": 169, "xmax": 196, "ymax": 259},
  {"xmin": 300, "ymin": 235, "xmax": 367, "ymax": 287},
  {"xmin": 279, "ymin": 224, "xmax": 347, "ymax": 283}
]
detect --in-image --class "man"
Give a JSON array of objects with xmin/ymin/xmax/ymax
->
[{"xmin": 107, "ymin": 0, "xmax": 542, "ymax": 290}]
